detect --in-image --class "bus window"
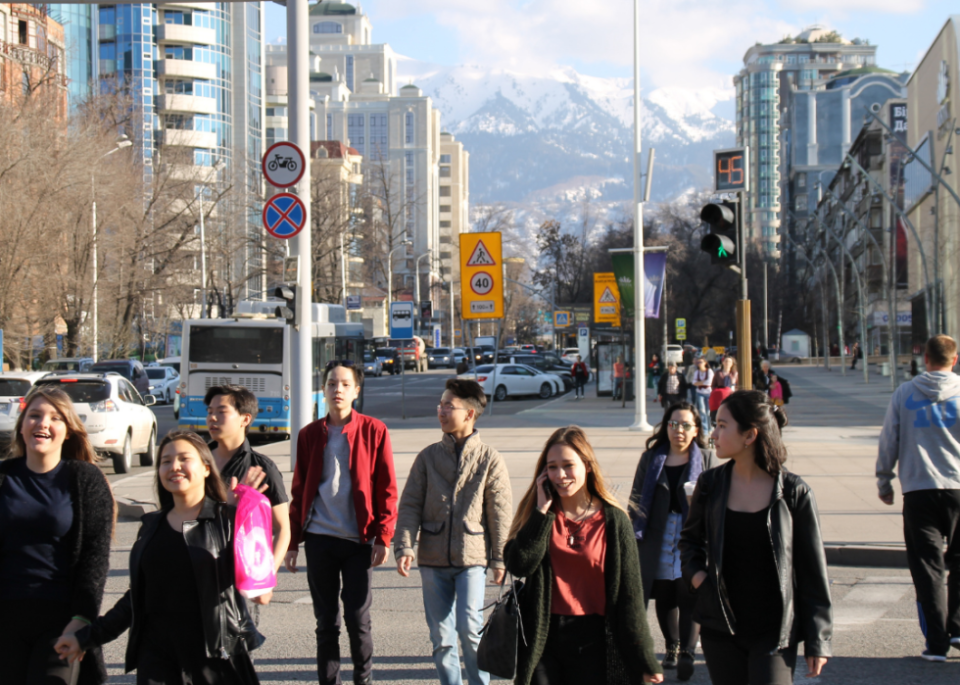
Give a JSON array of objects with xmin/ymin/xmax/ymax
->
[{"xmin": 190, "ymin": 326, "xmax": 283, "ymax": 365}]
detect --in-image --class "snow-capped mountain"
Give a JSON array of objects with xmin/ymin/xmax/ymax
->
[{"xmin": 398, "ymin": 59, "xmax": 736, "ymax": 217}]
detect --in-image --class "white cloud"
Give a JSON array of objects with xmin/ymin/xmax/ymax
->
[{"xmin": 782, "ymin": 0, "xmax": 925, "ymax": 12}]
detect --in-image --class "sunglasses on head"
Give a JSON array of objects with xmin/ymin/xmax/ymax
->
[{"xmin": 325, "ymin": 360, "xmax": 356, "ymax": 370}]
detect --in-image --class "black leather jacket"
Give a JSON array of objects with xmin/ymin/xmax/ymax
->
[
  {"xmin": 679, "ymin": 461, "xmax": 833, "ymax": 657},
  {"xmin": 77, "ymin": 498, "xmax": 264, "ymax": 671}
]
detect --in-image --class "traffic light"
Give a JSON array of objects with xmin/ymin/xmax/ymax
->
[
  {"xmin": 699, "ymin": 201, "xmax": 740, "ymax": 272},
  {"xmin": 274, "ymin": 285, "xmax": 298, "ymax": 327}
]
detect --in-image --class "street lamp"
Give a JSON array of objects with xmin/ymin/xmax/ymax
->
[
  {"xmin": 386, "ymin": 236, "xmax": 412, "ymax": 311},
  {"xmin": 91, "ymin": 134, "xmax": 132, "ymax": 362},
  {"xmin": 198, "ymin": 159, "xmax": 227, "ymax": 319}
]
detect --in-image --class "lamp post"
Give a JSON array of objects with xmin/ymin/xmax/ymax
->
[
  {"xmin": 197, "ymin": 159, "xmax": 226, "ymax": 319},
  {"xmin": 386, "ymin": 238, "xmax": 412, "ymax": 311},
  {"xmin": 91, "ymin": 135, "xmax": 132, "ymax": 362}
]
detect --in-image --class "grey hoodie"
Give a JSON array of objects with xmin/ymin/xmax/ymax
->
[{"xmin": 877, "ymin": 371, "xmax": 960, "ymax": 495}]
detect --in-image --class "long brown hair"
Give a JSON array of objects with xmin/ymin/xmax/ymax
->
[
  {"xmin": 507, "ymin": 425, "xmax": 623, "ymax": 541},
  {"xmin": 155, "ymin": 431, "xmax": 228, "ymax": 510},
  {"xmin": 11, "ymin": 386, "xmax": 97, "ymax": 463}
]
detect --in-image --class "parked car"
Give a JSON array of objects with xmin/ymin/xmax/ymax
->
[
  {"xmin": 0, "ymin": 371, "xmax": 52, "ymax": 446},
  {"xmin": 519, "ymin": 344, "xmax": 539, "ymax": 353},
  {"xmin": 560, "ymin": 347, "xmax": 581, "ymax": 363},
  {"xmin": 159, "ymin": 356, "xmax": 181, "ymax": 374},
  {"xmin": 375, "ymin": 347, "xmax": 401, "ymax": 374},
  {"xmin": 35, "ymin": 373, "xmax": 157, "ymax": 474},
  {"xmin": 145, "ymin": 366, "xmax": 179, "ymax": 404},
  {"xmin": 665, "ymin": 344, "xmax": 684, "ymax": 366},
  {"xmin": 41, "ymin": 357, "xmax": 95, "ymax": 374},
  {"xmin": 458, "ymin": 364, "xmax": 563, "ymax": 402},
  {"xmin": 499, "ymin": 352, "xmax": 574, "ymax": 390},
  {"xmin": 90, "ymin": 359, "xmax": 150, "ymax": 396},
  {"xmin": 363, "ymin": 350, "xmax": 384, "ymax": 377},
  {"xmin": 427, "ymin": 347, "xmax": 455, "ymax": 369}
]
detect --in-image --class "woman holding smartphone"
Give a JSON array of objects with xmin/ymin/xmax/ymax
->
[
  {"xmin": 56, "ymin": 431, "xmax": 267, "ymax": 684},
  {"xmin": 629, "ymin": 401, "xmax": 718, "ymax": 680},
  {"xmin": 680, "ymin": 391, "xmax": 833, "ymax": 685},
  {"xmin": 505, "ymin": 425, "xmax": 663, "ymax": 685},
  {"xmin": 0, "ymin": 386, "xmax": 114, "ymax": 685}
]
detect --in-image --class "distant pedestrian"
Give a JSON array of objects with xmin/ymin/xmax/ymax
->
[
  {"xmin": 657, "ymin": 362, "xmax": 689, "ymax": 409},
  {"xmin": 395, "ymin": 379, "xmax": 512, "ymax": 685},
  {"xmin": 613, "ymin": 355, "xmax": 626, "ymax": 401},
  {"xmin": 754, "ymin": 360, "xmax": 772, "ymax": 392},
  {"xmin": 705, "ymin": 347, "xmax": 718, "ymax": 370},
  {"xmin": 505, "ymin": 426, "xmax": 664, "ymax": 685},
  {"xmin": 285, "ymin": 360, "xmax": 398, "ymax": 685},
  {"xmin": 629, "ymin": 402, "xmax": 718, "ymax": 680},
  {"xmin": 877, "ymin": 334, "xmax": 960, "ymax": 662},
  {"xmin": 708, "ymin": 357, "xmax": 738, "ymax": 425},
  {"xmin": 681, "ymin": 390, "xmax": 833, "ymax": 684},
  {"xmin": 768, "ymin": 373, "xmax": 784, "ymax": 407},
  {"xmin": 648, "ymin": 354, "xmax": 664, "ymax": 395},
  {"xmin": 850, "ymin": 342, "xmax": 862, "ymax": 370},
  {"xmin": 690, "ymin": 358, "xmax": 714, "ymax": 433},
  {"xmin": 56, "ymin": 431, "xmax": 267, "ymax": 684},
  {"xmin": 0, "ymin": 386, "xmax": 114, "ymax": 685},
  {"xmin": 572, "ymin": 355, "xmax": 589, "ymax": 399}
]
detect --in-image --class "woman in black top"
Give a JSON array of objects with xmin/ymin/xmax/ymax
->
[
  {"xmin": 56, "ymin": 431, "xmax": 268, "ymax": 685},
  {"xmin": 0, "ymin": 386, "xmax": 114, "ymax": 685},
  {"xmin": 629, "ymin": 401, "xmax": 718, "ymax": 680},
  {"xmin": 680, "ymin": 391, "xmax": 833, "ymax": 685}
]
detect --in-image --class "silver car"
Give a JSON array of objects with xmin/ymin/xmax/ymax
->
[{"xmin": 363, "ymin": 351, "xmax": 384, "ymax": 377}]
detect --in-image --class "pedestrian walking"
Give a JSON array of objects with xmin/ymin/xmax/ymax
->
[
  {"xmin": 395, "ymin": 379, "xmax": 513, "ymax": 685},
  {"xmin": 285, "ymin": 360, "xmax": 398, "ymax": 685},
  {"xmin": 705, "ymin": 347, "xmax": 718, "ymax": 370},
  {"xmin": 657, "ymin": 361, "xmax": 689, "ymax": 409},
  {"xmin": 708, "ymin": 357, "xmax": 738, "ymax": 425},
  {"xmin": 850, "ymin": 342, "xmax": 862, "ymax": 370},
  {"xmin": 680, "ymin": 390, "xmax": 832, "ymax": 685},
  {"xmin": 754, "ymin": 359, "xmax": 772, "ymax": 392},
  {"xmin": 613, "ymin": 355, "xmax": 626, "ymax": 401},
  {"xmin": 690, "ymin": 358, "xmax": 714, "ymax": 433},
  {"xmin": 768, "ymin": 373, "xmax": 785, "ymax": 407},
  {"xmin": 877, "ymin": 334, "xmax": 960, "ymax": 661},
  {"xmin": 504, "ymin": 426, "xmax": 664, "ymax": 685},
  {"xmin": 56, "ymin": 431, "xmax": 266, "ymax": 684},
  {"xmin": 571, "ymin": 355, "xmax": 589, "ymax": 399},
  {"xmin": 629, "ymin": 402, "xmax": 719, "ymax": 680},
  {"xmin": 0, "ymin": 386, "xmax": 114, "ymax": 685},
  {"xmin": 648, "ymin": 353, "xmax": 664, "ymax": 397},
  {"xmin": 206, "ymin": 384, "xmax": 291, "ymax": 582}
]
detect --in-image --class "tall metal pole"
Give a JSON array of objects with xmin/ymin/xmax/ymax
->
[
  {"xmin": 288, "ymin": 0, "xmax": 312, "ymax": 469},
  {"xmin": 629, "ymin": 0, "xmax": 652, "ymax": 432},
  {"xmin": 91, "ymin": 181, "xmax": 99, "ymax": 362},
  {"xmin": 199, "ymin": 190, "xmax": 207, "ymax": 319},
  {"xmin": 449, "ymin": 280, "xmax": 454, "ymax": 348},
  {"xmin": 763, "ymin": 262, "xmax": 769, "ymax": 351},
  {"xmin": 340, "ymin": 231, "xmax": 347, "ymax": 308}
]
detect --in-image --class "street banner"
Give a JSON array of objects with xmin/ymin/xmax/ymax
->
[
  {"xmin": 610, "ymin": 252, "xmax": 668, "ymax": 318},
  {"xmin": 593, "ymin": 273, "xmax": 621, "ymax": 326}
]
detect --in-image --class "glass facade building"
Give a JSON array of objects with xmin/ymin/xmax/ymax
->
[{"xmin": 48, "ymin": 4, "xmax": 97, "ymax": 108}]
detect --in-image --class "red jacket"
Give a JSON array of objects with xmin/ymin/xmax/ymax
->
[{"xmin": 288, "ymin": 412, "xmax": 398, "ymax": 549}]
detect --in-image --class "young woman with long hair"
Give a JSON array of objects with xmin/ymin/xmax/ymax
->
[
  {"xmin": 708, "ymin": 356, "xmax": 738, "ymax": 424},
  {"xmin": 505, "ymin": 426, "xmax": 663, "ymax": 685},
  {"xmin": 629, "ymin": 401, "xmax": 718, "ymax": 680},
  {"xmin": 680, "ymin": 391, "xmax": 833, "ymax": 685},
  {"xmin": 56, "ymin": 431, "xmax": 268, "ymax": 685},
  {"xmin": 0, "ymin": 386, "xmax": 114, "ymax": 685}
]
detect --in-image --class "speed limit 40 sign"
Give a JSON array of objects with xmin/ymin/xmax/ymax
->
[{"xmin": 460, "ymin": 233, "xmax": 503, "ymax": 319}]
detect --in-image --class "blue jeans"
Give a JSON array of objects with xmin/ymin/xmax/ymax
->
[
  {"xmin": 420, "ymin": 566, "xmax": 490, "ymax": 685},
  {"xmin": 695, "ymin": 392, "xmax": 712, "ymax": 434}
]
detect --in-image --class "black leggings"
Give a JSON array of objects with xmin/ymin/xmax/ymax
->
[
  {"xmin": 700, "ymin": 630, "xmax": 798, "ymax": 685},
  {"xmin": 532, "ymin": 614, "xmax": 606, "ymax": 685},
  {"xmin": 651, "ymin": 578, "xmax": 699, "ymax": 652},
  {"xmin": 0, "ymin": 599, "xmax": 76, "ymax": 685}
]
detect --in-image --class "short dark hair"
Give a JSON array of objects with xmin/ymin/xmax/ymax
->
[
  {"xmin": 925, "ymin": 335, "xmax": 958, "ymax": 368},
  {"xmin": 444, "ymin": 378, "xmax": 487, "ymax": 419},
  {"xmin": 204, "ymin": 384, "xmax": 259, "ymax": 419},
  {"xmin": 322, "ymin": 360, "xmax": 364, "ymax": 386},
  {"xmin": 720, "ymin": 390, "xmax": 788, "ymax": 475}
]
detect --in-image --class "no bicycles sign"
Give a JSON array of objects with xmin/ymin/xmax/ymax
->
[{"xmin": 262, "ymin": 142, "xmax": 305, "ymax": 188}]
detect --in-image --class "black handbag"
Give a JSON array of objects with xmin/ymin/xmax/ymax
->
[{"xmin": 476, "ymin": 575, "xmax": 526, "ymax": 679}]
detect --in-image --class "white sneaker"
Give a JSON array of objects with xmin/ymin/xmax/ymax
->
[
  {"xmin": 921, "ymin": 649, "xmax": 947, "ymax": 662},
  {"xmin": 951, "ymin": 636, "xmax": 960, "ymax": 650}
]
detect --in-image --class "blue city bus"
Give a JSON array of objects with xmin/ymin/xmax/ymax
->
[{"xmin": 177, "ymin": 303, "xmax": 364, "ymax": 438}]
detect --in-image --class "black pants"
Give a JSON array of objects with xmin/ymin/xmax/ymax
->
[
  {"xmin": 305, "ymin": 534, "xmax": 374, "ymax": 685},
  {"xmin": 903, "ymin": 488, "xmax": 960, "ymax": 655},
  {"xmin": 532, "ymin": 614, "xmax": 606, "ymax": 685},
  {"xmin": 700, "ymin": 630, "xmax": 797, "ymax": 685},
  {"xmin": 651, "ymin": 578, "xmax": 699, "ymax": 652},
  {"xmin": 574, "ymin": 378, "xmax": 586, "ymax": 397},
  {"xmin": 0, "ymin": 599, "xmax": 76, "ymax": 685}
]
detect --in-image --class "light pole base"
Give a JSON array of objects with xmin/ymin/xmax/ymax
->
[{"xmin": 629, "ymin": 421, "xmax": 654, "ymax": 432}]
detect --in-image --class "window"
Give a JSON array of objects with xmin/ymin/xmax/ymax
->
[
  {"xmin": 164, "ymin": 10, "xmax": 187, "ymax": 25},
  {"xmin": 439, "ymin": 166, "xmax": 451, "ymax": 177},
  {"xmin": 439, "ymin": 186, "xmax": 451, "ymax": 197},
  {"xmin": 18, "ymin": 20, "xmax": 27, "ymax": 45},
  {"xmin": 440, "ymin": 205, "xmax": 451, "ymax": 213},
  {"xmin": 313, "ymin": 21, "xmax": 342, "ymax": 34},
  {"xmin": 347, "ymin": 114, "xmax": 364, "ymax": 155},
  {"xmin": 326, "ymin": 113, "xmax": 332, "ymax": 140},
  {"xmin": 797, "ymin": 174, "xmax": 806, "ymax": 189},
  {"xmin": 164, "ymin": 45, "xmax": 192, "ymax": 60},
  {"xmin": 440, "ymin": 154, "xmax": 451, "ymax": 164},
  {"xmin": 795, "ymin": 194, "xmax": 807, "ymax": 211},
  {"xmin": 346, "ymin": 54, "xmax": 354, "ymax": 92},
  {"xmin": 440, "ymin": 221, "xmax": 451, "ymax": 229},
  {"xmin": 405, "ymin": 112, "xmax": 414, "ymax": 144},
  {"xmin": 36, "ymin": 26, "xmax": 45, "ymax": 54},
  {"xmin": 369, "ymin": 113, "xmax": 388, "ymax": 157},
  {"xmin": 0, "ymin": 13, "xmax": 6, "ymax": 44},
  {"xmin": 22, "ymin": 70, "xmax": 29, "ymax": 95}
]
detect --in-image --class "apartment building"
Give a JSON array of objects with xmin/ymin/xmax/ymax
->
[{"xmin": 0, "ymin": 4, "xmax": 67, "ymax": 115}]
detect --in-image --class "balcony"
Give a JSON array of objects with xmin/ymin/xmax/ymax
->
[
  {"xmin": 156, "ymin": 93, "xmax": 217, "ymax": 115},
  {"xmin": 163, "ymin": 1, "xmax": 216, "ymax": 9},
  {"xmin": 167, "ymin": 164, "xmax": 218, "ymax": 183},
  {"xmin": 156, "ymin": 24, "xmax": 216, "ymax": 46},
  {"xmin": 156, "ymin": 58, "xmax": 217, "ymax": 80},
  {"xmin": 163, "ymin": 129, "xmax": 217, "ymax": 149}
]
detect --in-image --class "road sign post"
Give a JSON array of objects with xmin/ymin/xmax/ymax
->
[
  {"xmin": 262, "ymin": 141, "xmax": 305, "ymax": 189},
  {"xmin": 460, "ymin": 233, "xmax": 503, "ymax": 320},
  {"xmin": 593, "ymin": 273, "xmax": 621, "ymax": 326},
  {"xmin": 262, "ymin": 193, "xmax": 306, "ymax": 239}
]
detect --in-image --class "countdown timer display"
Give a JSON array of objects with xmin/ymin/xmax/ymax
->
[{"xmin": 714, "ymin": 147, "xmax": 750, "ymax": 193}]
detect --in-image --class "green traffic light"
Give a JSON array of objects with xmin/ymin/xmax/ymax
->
[{"xmin": 717, "ymin": 246, "xmax": 728, "ymax": 258}]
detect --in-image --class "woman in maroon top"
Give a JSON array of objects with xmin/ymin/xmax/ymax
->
[{"xmin": 504, "ymin": 426, "xmax": 662, "ymax": 685}]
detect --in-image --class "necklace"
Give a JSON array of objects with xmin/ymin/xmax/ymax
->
[{"xmin": 563, "ymin": 495, "xmax": 594, "ymax": 548}]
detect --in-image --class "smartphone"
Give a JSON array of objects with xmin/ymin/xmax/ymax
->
[{"xmin": 540, "ymin": 470, "xmax": 556, "ymax": 500}]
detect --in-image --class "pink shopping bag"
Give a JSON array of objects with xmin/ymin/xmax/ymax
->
[{"xmin": 233, "ymin": 484, "xmax": 276, "ymax": 598}]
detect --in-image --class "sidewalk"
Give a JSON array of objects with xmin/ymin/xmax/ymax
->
[{"xmin": 115, "ymin": 363, "xmax": 907, "ymax": 565}]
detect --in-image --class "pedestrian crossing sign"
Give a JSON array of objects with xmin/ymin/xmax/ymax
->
[
  {"xmin": 593, "ymin": 273, "xmax": 621, "ymax": 326},
  {"xmin": 460, "ymin": 232, "xmax": 503, "ymax": 319},
  {"xmin": 465, "ymin": 239, "xmax": 497, "ymax": 267}
]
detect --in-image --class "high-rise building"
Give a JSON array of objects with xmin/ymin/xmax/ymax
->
[
  {"xmin": 47, "ymin": 4, "xmax": 97, "ymax": 108},
  {"xmin": 439, "ymin": 132, "xmax": 469, "ymax": 309},
  {"xmin": 734, "ymin": 26, "xmax": 879, "ymax": 255},
  {"xmin": 0, "ymin": 4, "xmax": 68, "ymax": 115}
]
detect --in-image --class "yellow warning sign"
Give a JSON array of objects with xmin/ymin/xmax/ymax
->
[
  {"xmin": 460, "ymin": 232, "xmax": 503, "ymax": 320},
  {"xmin": 593, "ymin": 273, "xmax": 621, "ymax": 326}
]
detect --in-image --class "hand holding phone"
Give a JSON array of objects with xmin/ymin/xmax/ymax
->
[{"xmin": 536, "ymin": 469, "xmax": 554, "ymax": 513}]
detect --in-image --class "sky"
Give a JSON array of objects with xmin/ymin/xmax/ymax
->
[{"xmin": 264, "ymin": 0, "xmax": 958, "ymax": 94}]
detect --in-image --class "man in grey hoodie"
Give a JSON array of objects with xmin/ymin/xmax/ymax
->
[{"xmin": 877, "ymin": 334, "xmax": 960, "ymax": 662}]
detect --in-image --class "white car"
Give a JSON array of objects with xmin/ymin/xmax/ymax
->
[
  {"xmin": 35, "ymin": 374, "xmax": 158, "ymax": 474},
  {"xmin": 560, "ymin": 347, "xmax": 581, "ymax": 363},
  {"xmin": 145, "ymin": 366, "xmax": 179, "ymax": 403},
  {"xmin": 0, "ymin": 372, "xmax": 52, "ymax": 445},
  {"xmin": 459, "ymin": 364, "xmax": 563, "ymax": 402},
  {"xmin": 665, "ymin": 344, "xmax": 684, "ymax": 366}
]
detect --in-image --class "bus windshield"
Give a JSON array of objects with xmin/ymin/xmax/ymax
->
[{"xmin": 189, "ymin": 326, "xmax": 284, "ymax": 365}]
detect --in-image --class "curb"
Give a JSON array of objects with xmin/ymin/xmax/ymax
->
[
  {"xmin": 824, "ymin": 544, "xmax": 907, "ymax": 568},
  {"xmin": 116, "ymin": 496, "xmax": 157, "ymax": 519}
]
